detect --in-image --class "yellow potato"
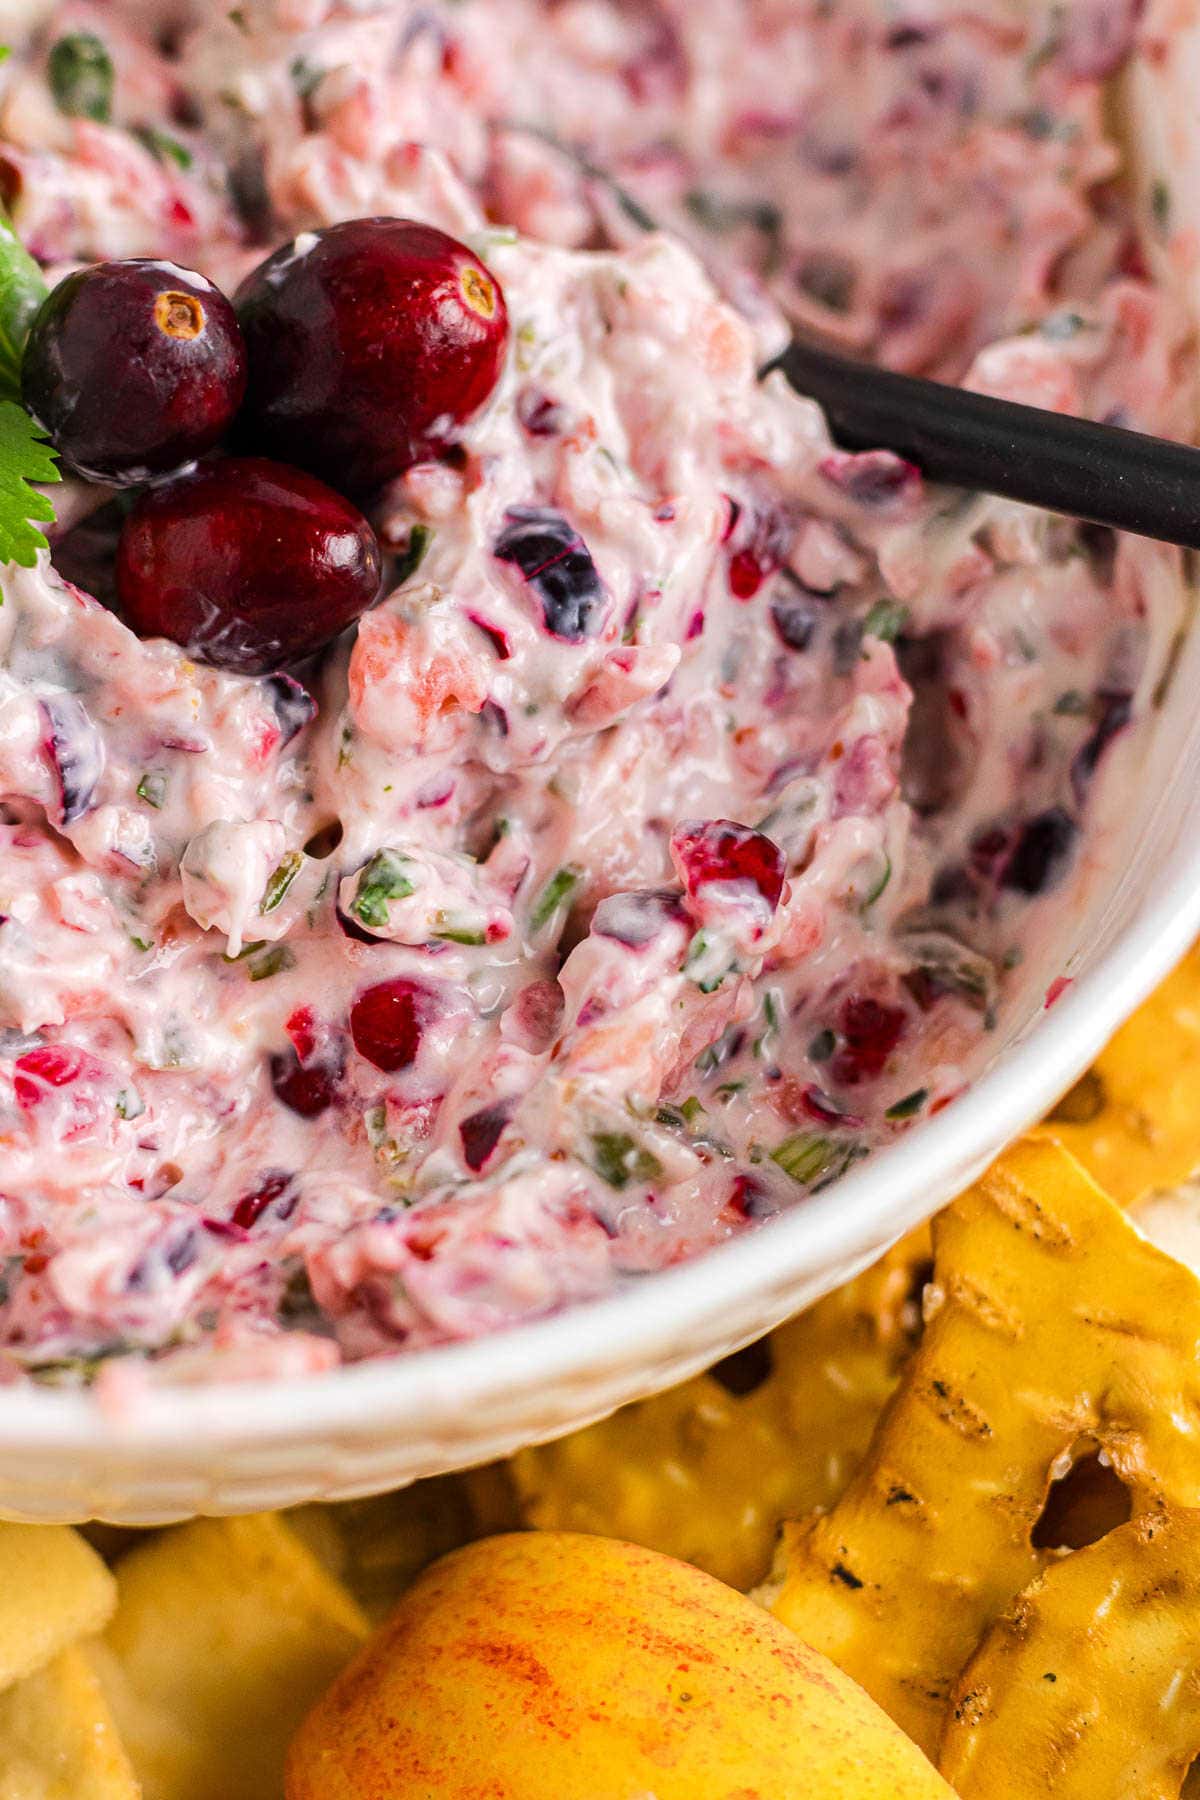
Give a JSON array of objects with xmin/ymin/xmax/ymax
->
[
  {"xmin": 287, "ymin": 1531, "xmax": 956, "ymax": 1800},
  {"xmin": 91, "ymin": 1512, "xmax": 368, "ymax": 1800},
  {"xmin": 0, "ymin": 1524, "xmax": 114, "ymax": 1693},
  {"xmin": 0, "ymin": 1647, "xmax": 138, "ymax": 1800}
]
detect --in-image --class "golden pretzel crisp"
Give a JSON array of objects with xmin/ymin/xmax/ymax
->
[
  {"xmin": 939, "ymin": 1506, "xmax": 1200, "ymax": 1798},
  {"xmin": 1040, "ymin": 938, "xmax": 1200, "ymax": 1204},
  {"xmin": 768, "ymin": 1136, "xmax": 1200, "ymax": 1755},
  {"xmin": 492, "ymin": 1228, "xmax": 929, "ymax": 1590}
]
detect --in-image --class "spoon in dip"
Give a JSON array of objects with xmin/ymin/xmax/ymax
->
[{"xmin": 519, "ymin": 126, "xmax": 1200, "ymax": 553}]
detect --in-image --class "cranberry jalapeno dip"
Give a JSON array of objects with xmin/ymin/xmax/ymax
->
[{"xmin": 0, "ymin": 1, "xmax": 1189, "ymax": 1386}]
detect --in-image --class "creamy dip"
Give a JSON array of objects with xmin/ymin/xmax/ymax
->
[{"xmin": 0, "ymin": 0, "xmax": 1190, "ymax": 1384}]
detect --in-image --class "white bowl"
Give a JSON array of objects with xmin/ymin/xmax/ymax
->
[
  {"xmin": 0, "ymin": 598, "xmax": 1194, "ymax": 1526},
  {"xmin": 6, "ymin": 43, "xmax": 1200, "ymax": 1526}
]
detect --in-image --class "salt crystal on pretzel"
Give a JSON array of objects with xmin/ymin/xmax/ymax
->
[
  {"xmin": 939, "ymin": 1505, "xmax": 1200, "ymax": 1797},
  {"xmin": 767, "ymin": 1136, "xmax": 1200, "ymax": 1754}
]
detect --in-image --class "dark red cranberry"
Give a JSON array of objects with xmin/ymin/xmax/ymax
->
[
  {"xmin": 231, "ymin": 1171, "xmax": 295, "ymax": 1230},
  {"xmin": 493, "ymin": 506, "xmax": 606, "ymax": 642},
  {"xmin": 350, "ymin": 977, "xmax": 435, "ymax": 1073},
  {"xmin": 235, "ymin": 218, "xmax": 508, "ymax": 495},
  {"xmin": 830, "ymin": 996, "xmax": 906, "ymax": 1086},
  {"xmin": 22, "ymin": 259, "xmax": 246, "ymax": 484},
  {"xmin": 459, "ymin": 1100, "xmax": 513, "ymax": 1172},
  {"xmin": 671, "ymin": 820, "xmax": 787, "ymax": 912},
  {"xmin": 39, "ymin": 695, "xmax": 104, "ymax": 825},
  {"xmin": 116, "ymin": 457, "xmax": 382, "ymax": 675},
  {"xmin": 1002, "ymin": 807, "xmax": 1079, "ymax": 897},
  {"xmin": 270, "ymin": 1014, "xmax": 346, "ymax": 1119}
]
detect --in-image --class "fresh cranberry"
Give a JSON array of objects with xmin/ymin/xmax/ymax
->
[
  {"xmin": 116, "ymin": 457, "xmax": 382, "ymax": 674},
  {"xmin": 22, "ymin": 259, "xmax": 246, "ymax": 484},
  {"xmin": 236, "ymin": 218, "xmax": 508, "ymax": 495},
  {"xmin": 830, "ymin": 997, "xmax": 906, "ymax": 1086},
  {"xmin": 671, "ymin": 820, "xmax": 787, "ymax": 912},
  {"xmin": 493, "ymin": 506, "xmax": 606, "ymax": 641},
  {"xmin": 350, "ymin": 977, "xmax": 435, "ymax": 1073}
]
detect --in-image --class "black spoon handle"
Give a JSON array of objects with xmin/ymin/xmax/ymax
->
[{"xmin": 775, "ymin": 338, "xmax": 1200, "ymax": 552}]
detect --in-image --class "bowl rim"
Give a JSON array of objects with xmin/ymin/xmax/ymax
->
[{"xmin": 5, "ymin": 776, "xmax": 1200, "ymax": 1457}]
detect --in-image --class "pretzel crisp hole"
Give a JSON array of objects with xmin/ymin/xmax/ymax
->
[
  {"xmin": 1183, "ymin": 1759, "xmax": 1200, "ymax": 1799},
  {"xmin": 1031, "ymin": 1448, "xmax": 1132, "ymax": 1552},
  {"xmin": 710, "ymin": 1337, "xmax": 775, "ymax": 1397}
]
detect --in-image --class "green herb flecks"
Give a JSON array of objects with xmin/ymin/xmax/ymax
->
[
  {"xmin": 862, "ymin": 599, "xmax": 908, "ymax": 645},
  {"xmin": 885, "ymin": 1088, "xmax": 928, "ymax": 1121},
  {"xmin": 247, "ymin": 944, "xmax": 296, "ymax": 981},
  {"xmin": 530, "ymin": 865, "xmax": 580, "ymax": 933},
  {"xmin": 394, "ymin": 522, "xmax": 432, "ymax": 584},
  {"xmin": 136, "ymin": 770, "xmax": 167, "ymax": 809},
  {"xmin": 131, "ymin": 124, "xmax": 193, "ymax": 170},
  {"xmin": 48, "ymin": 32, "xmax": 115, "ymax": 123},
  {"xmin": 771, "ymin": 1131, "xmax": 867, "ymax": 1190},
  {"xmin": 259, "ymin": 851, "xmax": 304, "ymax": 915},
  {"xmin": 351, "ymin": 849, "xmax": 417, "ymax": 929},
  {"xmin": 589, "ymin": 1130, "xmax": 663, "ymax": 1191}
]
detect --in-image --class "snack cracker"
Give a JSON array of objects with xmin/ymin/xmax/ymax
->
[
  {"xmin": 940, "ymin": 1506, "xmax": 1200, "ymax": 1797},
  {"xmin": 769, "ymin": 1137, "xmax": 1200, "ymax": 1753}
]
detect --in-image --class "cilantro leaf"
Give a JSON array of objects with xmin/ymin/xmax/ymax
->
[
  {"xmin": 0, "ymin": 401, "xmax": 59, "ymax": 567},
  {"xmin": 48, "ymin": 33, "xmax": 114, "ymax": 124},
  {"xmin": 0, "ymin": 209, "xmax": 48, "ymax": 403}
]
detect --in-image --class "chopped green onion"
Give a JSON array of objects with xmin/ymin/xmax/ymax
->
[
  {"xmin": 885, "ymin": 1088, "xmax": 928, "ymax": 1121},
  {"xmin": 771, "ymin": 1131, "xmax": 866, "ymax": 1190},
  {"xmin": 259, "ymin": 851, "xmax": 303, "ymax": 915},
  {"xmin": 131, "ymin": 125, "xmax": 193, "ymax": 170},
  {"xmin": 48, "ymin": 33, "xmax": 114, "ymax": 123},
  {"xmin": 115, "ymin": 1086, "xmax": 144, "ymax": 1121},
  {"xmin": 530, "ymin": 865, "xmax": 580, "ymax": 932},
  {"xmin": 136, "ymin": 770, "xmax": 167, "ymax": 809},
  {"xmin": 351, "ymin": 849, "xmax": 416, "ymax": 928},
  {"xmin": 433, "ymin": 916, "xmax": 487, "ymax": 946},
  {"xmin": 864, "ymin": 852, "xmax": 892, "ymax": 908},
  {"xmin": 247, "ymin": 944, "xmax": 296, "ymax": 981},
  {"xmin": 589, "ymin": 1130, "xmax": 663, "ymax": 1191},
  {"xmin": 394, "ymin": 522, "xmax": 432, "ymax": 584},
  {"xmin": 862, "ymin": 599, "xmax": 908, "ymax": 644}
]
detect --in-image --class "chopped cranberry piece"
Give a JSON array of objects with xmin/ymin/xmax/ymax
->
[
  {"xmin": 800, "ymin": 1084, "xmax": 863, "ymax": 1127},
  {"xmin": 1002, "ymin": 807, "xmax": 1079, "ymax": 897},
  {"xmin": 830, "ymin": 997, "xmax": 907, "ymax": 1086},
  {"xmin": 232, "ymin": 1171, "xmax": 295, "ymax": 1230},
  {"xmin": 262, "ymin": 673, "xmax": 318, "ymax": 747},
  {"xmin": 671, "ymin": 820, "xmax": 787, "ymax": 912},
  {"xmin": 516, "ymin": 387, "xmax": 567, "ymax": 437},
  {"xmin": 493, "ymin": 506, "xmax": 606, "ymax": 642},
  {"xmin": 40, "ymin": 695, "xmax": 104, "ymax": 826},
  {"xmin": 13, "ymin": 1044, "xmax": 100, "ymax": 1107},
  {"xmin": 770, "ymin": 592, "xmax": 819, "ymax": 651},
  {"xmin": 729, "ymin": 547, "xmax": 769, "ymax": 599},
  {"xmin": 459, "ymin": 1100, "xmax": 513, "ymax": 1172},
  {"xmin": 270, "ymin": 1024, "xmax": 346, "ymax": 1119},
  {"xmin": 350, "ymin": 977, "xmax": 435, "ymax": 1073},
  {"xmin": 591, "ymin": 888, "xmax": 688, "ymax": 948},
  {"xmin": 818, "ymin": 450, "xmax": 921, "ymax": 508}
]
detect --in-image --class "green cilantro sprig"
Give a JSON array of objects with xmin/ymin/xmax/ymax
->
[{"xmin": 0, "ymin": 206, "xmax": 60, "ymax": 567}]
